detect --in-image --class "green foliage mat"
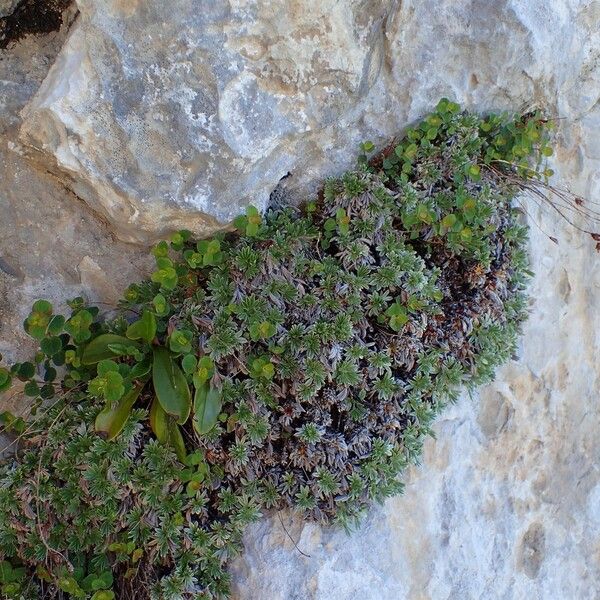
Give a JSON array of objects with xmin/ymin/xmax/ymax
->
[{"xmin": 0, "ymin": 100, "xmax": 553, "ymax": 599}]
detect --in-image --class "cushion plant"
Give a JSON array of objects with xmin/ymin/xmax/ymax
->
[{"xmin": 0, "ymin": 100, "xmax": 554, "ymax": 599}]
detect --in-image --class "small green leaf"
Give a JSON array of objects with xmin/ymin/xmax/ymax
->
[
  {"xmin": 0, "ymin": 368, "xmax": 12, "ymax": 393},
  {"xmin": 460, "ymin": 227, "xmax": 473, "ymax": 241},
  {"xmin": 152, "ymin": 294, "xmax": 169, "ymax": 316},
  {"xmin": 0, "ymin": 561, "xmax": 15, "ymax": 583},
  {"xmin": 385, "ymin": 302, "xmax": 409, "ymax": 332},
  {"xmin": 181, "ymin": 354, "xmax": 197, "ymax": 375},
  {"xmin": 149, "ymin": 398, "xmax": 187, "ymax": 461},
  {"xmin": 185, "ymin": 451, "xmax": 205, "ymax": 466},
  {"xmin": 416, "ymin": 204, "xmax": 433, "ymax": 224},
  {"xmin": 152, "ymin": 347, "xmax": 191, "ymax": 424},
  {"xmin": 468, "ymin": 164, "xmax": 481, "ymax": 180},
  {"xmin": 126, "ymin": 311, "xmax": 157, "ymax": 343},
  {"xmin": 152, "ymin": 240, "xmax": 169, "ymax": 258},
  {"xmin": 168, "ymin": 329, "xmax": 193, "ymax": 354},
  {"xmin": 92, "ymin": 572, "xmax": 113, "ymax": 590},
  {"xmin": 65, "ymin": 310, "xmax": 94, "ymax": 344},
  {"xmin": 426, "ymin": 115, "xmax": 442, "ymax": 128},
  {"xmin": 43, "ymin": 366, "xmax": 57, "ymax": 382},
  {"xmin": 46, "ymin": 315, "xmax": 65, "ymax": 335},
  {"xmin": 233, "ymin": 214, "xmax": 248, "ymax": 231},
  {"xmin": 40, "ymin": 336, "xmax": 62, "ymax": 356},
  {"xmin": 35, "ymin": 566, "xmax": 51, "ymax": 582},
  {"xmin": 40, "ymin": 384, "xmax": 55, "ymax": 399},
  {"xmin": 89, "ymin": 369, "xmax": 124, "ymax": 402},
  {"xmin": 360, "ymin": 140, "xmax": 374, "ymax": 152},
  {"xmin": 167, "ymin": 420, "xmax": 187, "ymax": 462},
  {"xmin": 24, "ymin": 380, "xmax": 39, "ymax": 397},
  {"xmin": 441, "ymin": 213, "xmax": 457, "ymax": 229},
  {"xmin": 193, "ymin": 383, "xmax": 222, "ymax": 435},
  {"xmin": 24, "ymin": 300, "xmax": 53, "ymax": 340},
  {"xmin": 426, "ymin": 127, "xmax": 438, "ymax": 140},
  {"xmin": 323, "ymin": 218, "xmax": 337, "ymax": 232},
  {"xmin": 193, "ymin": 356, "xmax": 214, "ymax": 386},
  {"xmin": 17, "ymin": 362, "xmax": 35, "ymax": 380},
  {"xmin": 82, "ymin": 335, "xmax": 141, "ymax": 365},
  {"xmin": 404, "ymin": 143, "xmax": 418, "ymax": 160},
  {"xmin": 261, "ymin": 362, "xmax": 275, "ymax": 379},
  {"xmin": 151, "ymin": 266, "xmax": 178, "ymax": 290},
  {"xmin": 32, "ymin": 300, "xmax": 52, "ymax": 314},
  {"xmin": 91, "ymin": 591, "xmax": 115, "ymax": 600},
  {"xmin": 249, "ymin": 321, "xmax": 276, "ymax": 341},
  {"xmin": 130, "ymin": 357, "xmax": 152, "ymax": 379},
  {"xmin": 97, "ymin": 359, "xmax": 119, "ymax": 375},
  {"xmin": 57, "ymin": 577, "xmax": 85, "ymax": 598},
  {"xmin": 123, "ymin": 286, "xmax": 138, "ymax": 302},
  {"xmin": 249, "ymin": 355, "xmax": 275, "ymax": 380},
  {"xmin": 108, "ymin": 542, "xmax": 129, "ymax": 553},
  {"xmin": 149, "ymin": 397, "xmax": 169, "ymax": 443}
]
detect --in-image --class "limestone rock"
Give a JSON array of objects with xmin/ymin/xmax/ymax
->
[
  {"xmin": 0, "ymin": 0, "xmax": 18, "ymax": 19},
  {"xmin": 18, "ymin": 0, "xmax": 389, "ymax": 242},
  {"xmin": 0, "ymin": 15, "xmax": 150, "ymax": 365},
  {"xmin": 18, "ymin": 1, "xmax": 600, "ymax": 244}
]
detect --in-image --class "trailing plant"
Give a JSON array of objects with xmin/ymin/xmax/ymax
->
[{"xmin": 0, "ymin": 100, "xmax": 561, "ymax": 598}]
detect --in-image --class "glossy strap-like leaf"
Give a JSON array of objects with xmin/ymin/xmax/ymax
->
[
  {"xmin": 149, "ymin": 396, "xmax": 169, "ymax": 443},
  {"xmin": 193, "ymin": 383, "xmax": 222, "ymax": 435},
  {"xmin": 81, "ymin": 334, "xmax": 141, "ymax": 365},
  {"xmin": 149, "ymin": 397, "xmax": 187, "ymax": 462},
  {"xmin": 152, "ymin": 347, "xmax": 191, "ymax": 424}
]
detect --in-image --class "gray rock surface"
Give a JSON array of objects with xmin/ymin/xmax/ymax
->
[
  {"xmin": 18, "ymin": 0, "xmax": 388, "ymax": 241},
  {"xmin": 0, "ymin": 9, "xmax": 149, "ymax": 367},
  {"xmin": 1, "ymin": 0, "xmax": 600, "ymax": 599},
  {"xmin": 0, "ymin": 0, "xmax": 18, "ymax": 19},
  {"xmin": 17, "ymin": 0, "xmax": 600, "ymax": 244}
]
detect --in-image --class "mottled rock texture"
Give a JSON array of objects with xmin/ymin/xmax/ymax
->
[
  {"xmin": 0, "ymin": 0, "xmax": 18, "ymax": 18},
  {"xmin": 16, "ymin": 0, "xmax": 600, "ymax": 244},
  {"xmin": 0, "ymin": 7, "xmax": 149, "ymax": 368},
  {"xmin": 18, "ymin": 0, "xmax": 390, "ymax": 241},
  {"xmin": 2, "ymin": 0, "xmax": 600, "ymax": 598}
]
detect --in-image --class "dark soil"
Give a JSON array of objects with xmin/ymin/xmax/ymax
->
[{"xmin": 0, "ymin": 0, "xmax": 73, "ymax": 50}]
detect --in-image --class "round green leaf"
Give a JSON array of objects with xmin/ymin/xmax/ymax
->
[
  {"xmin": 17, "ymin": 362, "xmax": 35, "ymax": 380},
  {"xmin": 46, "ymin": 315, "xmax": 65, "ymax": 335},
  {"xmin": 181, "ymin": 354, "xmax": 197, "ymax": 375},
  {"xmin": 24, "ymin": 381, "xmax": 40, "ymax": 397},
  {"xmin": 32, "ymin": 299, "xmax": 52, "ymax": 314},
  {"xmin": 40, "ymin": 336, "xmax": 62, "ymax": 356}
]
